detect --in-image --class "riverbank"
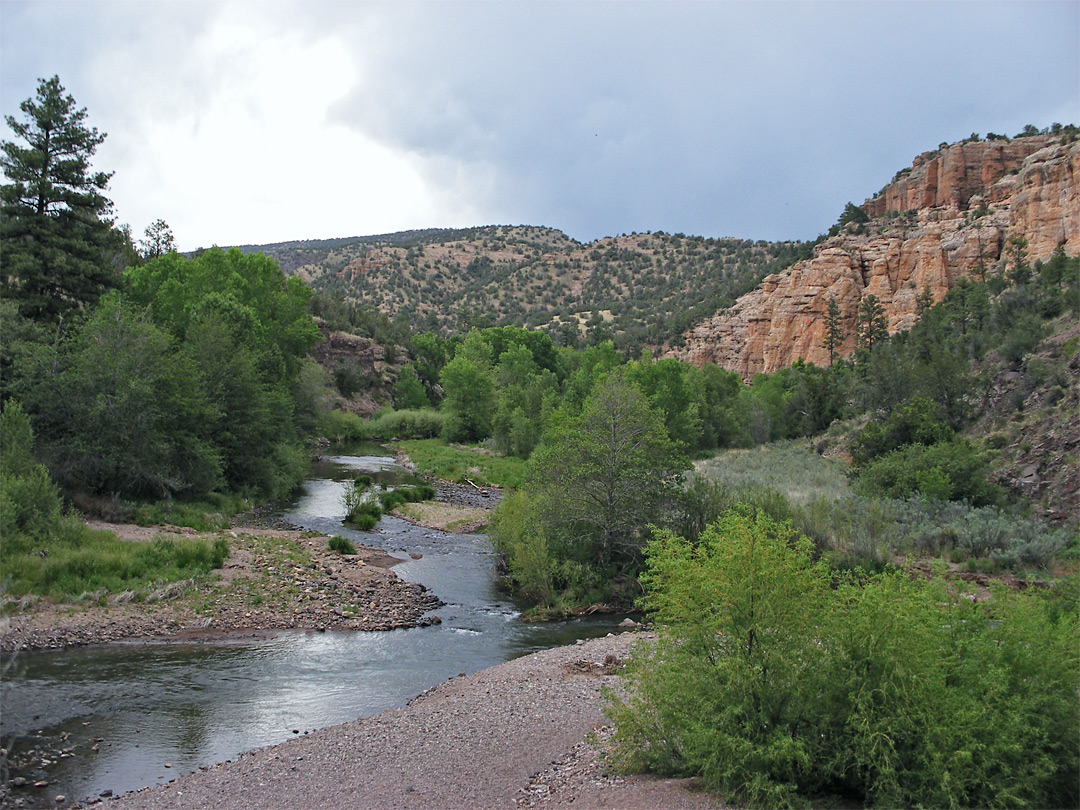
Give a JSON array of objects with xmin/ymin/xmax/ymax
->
[
  {"xmin": 0, "ymin": 472, "xmax": 501, "ymax": 654},
  {"xmin": 0, "ymin": 525, "xmax": 441, "ymax": 654},
  {"xmin": 99, "ymin": 633, "xmax": 723, "ymax": 810}
]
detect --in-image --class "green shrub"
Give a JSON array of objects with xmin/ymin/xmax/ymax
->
[
  {"xmin": 850, "ymin": 396, "xmax": 953, "ymax": 467},
  {"xmin": 377, "ymin": 484, "xmax": 436, "ymax": 511},
  {"xmin": 854, "ymin": 440, "xmax": 1002, "ymax": 506},
  {"xmin": 368, "ymin": 409, "xmax": 444, "ymax": 440},
  {"xmin": 344, "ymin": 499, "xmax": 382, "ymax": 531},
  {"xmin": 489, "ymin": 490, "xmax": 555, "ymax": 605},
  {"xmin": 321, "ymin": 409, "xmax": 372, "ymax": 443},
  {"xmin": 607, "ymin": 510, "xmax": 1080, "ymax": 809},
  {"xmin": 327, "ymin": 535, "xmax": 357, "ymax": 555}
]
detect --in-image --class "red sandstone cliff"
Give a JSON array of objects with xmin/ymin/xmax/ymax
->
[{"xmin": 670, "ymin": 136, "xmax": 1079, "ymax": 379}]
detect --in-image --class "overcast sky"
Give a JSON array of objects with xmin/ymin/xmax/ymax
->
[{"xmin": 2, "ymin": 1, "xmax": 1077, "ymax": 252}]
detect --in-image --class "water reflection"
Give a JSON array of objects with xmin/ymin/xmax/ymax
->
[{"xmin": 1, "ymin": 450, "xmax": 626, "ymax": 808}]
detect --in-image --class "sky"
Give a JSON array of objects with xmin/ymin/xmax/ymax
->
[{"xmin": 2, "ymin": 1, "xmax": 1078, "ymax": 253}]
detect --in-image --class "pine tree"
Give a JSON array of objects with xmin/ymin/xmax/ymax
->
[
  {"xmin": 856, "ymin": 294, "xmax": 888, "ymax": 352},
  {"xmin": 1, "ymin": 76, "xmax": 120, "ymax": 321},
  {"xmin": 823, "ymin": 296, "xmax": 843, "ymax": 365}
]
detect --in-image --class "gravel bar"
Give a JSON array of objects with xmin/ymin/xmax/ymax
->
[{"xmin": 100, "ymin": 633, "xmax": 723, "ymax": 810}]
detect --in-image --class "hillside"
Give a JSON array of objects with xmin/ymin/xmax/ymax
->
[
  {"xmin": 240, "ymin": 225, "xmax": 809, "ymax": 352},
  {"xmin": 669, "ymin": 133, "xmax": 1079, "ymax": 378}
]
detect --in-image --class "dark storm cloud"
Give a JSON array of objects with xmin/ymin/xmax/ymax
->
[{"xmin": 329, "ymin": 1, "xmax": 1079, "ymax": 242}]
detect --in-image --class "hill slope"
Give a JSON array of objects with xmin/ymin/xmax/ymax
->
[{"xmin": 239, "ymin": 225, "xmax": 809, "ymax": 352}]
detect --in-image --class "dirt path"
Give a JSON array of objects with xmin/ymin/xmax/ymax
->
[{"xmin": 101, "ymin": 633, "xmax": 724, "ymax": 810}]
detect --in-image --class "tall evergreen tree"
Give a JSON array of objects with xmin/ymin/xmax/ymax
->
[
  {"xmin": 1, "ymin": 76, "xmax": 119, "ymax": 321},
  {"xmin": 823, "ymin": 296, "xmax": 843, "ymax": 365},
  {"xmin": 856, "ymin": 294, "xmax": 888, "ymax": 353}
]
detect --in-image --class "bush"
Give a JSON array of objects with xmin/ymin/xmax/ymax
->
[
  {"xmin": 321, "ymin": 409, "xmax": 372, "ymax": 443},
  {"xmin": 344, "ymin": 499, "xmax": 382, "ymax": 531},
  {"xmin": 850, "ymin": 396, "xmax": 952, "ymax": 467},
  {"xmin": 377, "ymin": 484, "xmax": 436, "ymax": 511},
  {"xmin": 368, "ymin": 409, "xmax": 444, "ymax": 440},
  {"xmin": 607, "ymin": 510, "xmax": 1079, "ymax": 809},
  {"xmin": 489, "ymin": 490, "xmax": 556, "ymax": 606},
  {"xmin": 854, "ymin": 439, "xmax": 1002, "ymax": 506},
  {"xmin": 327, "ymin": 535, "xmax": 356, "ymax": 555}
]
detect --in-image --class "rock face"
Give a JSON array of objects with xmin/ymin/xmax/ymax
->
[
  {"xmin": 671, "ymin": 136, "xmax": 1079, "ymax": 379},
  {"xmin": 309, "ymin": 321, "xmax": 392, "ymax": 416}
]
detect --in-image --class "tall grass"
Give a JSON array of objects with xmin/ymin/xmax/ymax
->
[
  {"xmin": 1, "ymin": 521, "xmax": 229, "ymax": 604},
  {"xmin": 695, "ymin": 440, "xmax": 851, "ymax": 504}
]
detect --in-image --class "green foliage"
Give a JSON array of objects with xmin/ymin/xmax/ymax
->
[
  {"xmin": 393, "ymin": 363, "xmax": 431, "ymax": 410},
  {"xmin": 608, "ymin": 509, "xmax": 1080, "ymax": 809},
  {"xmin": 130, "ymin": 495, "xmax": 240, "ymax": 532},
  {"xmin": 827, "ymin": 201, "xmax": 870, "ymax": 237},
  {"xmin": 394, "ymin": 438, "xmax": 527, "ymax": 488},
  {"xmin": 854, "ymin": 439, "xmax": 1002, "ymax": 506},
  {"xmin": 23, "ymin": 296, "xmax": 222, "ymax": 498},
  {"xmin": 1, "ymin": 76, "xmax": 121, "ymax": 322},
  {"xmin": 527, "ymin": 370, "xmax": 688, "ymax": 570},
  {"xmin": 822, "ymin": 296, "xmax": 843, "ymax": 365},
  {"xmin": 327, "ymin": 535, "xmax": 357, "ymax": 555},
  {"xmin": 377, "ymin": 484, "xmax": 436, "ymax": 511},
  {"xmin": 3, "ymin": 529, "xmax": 229, "ymax": 602},
  {"xmin": 344, "ymin": 498, "xmax": 382, "ymax": 532},
  {"xmin": 0, "ymin": 400, "xmax": 64, "ymax": 541},
  {"xmin": 341, "ymin": 477, "xmax": 383, "ymax": 530},
  {"xmin": 365, "ymin": 408, "xmax": 445, "ymax": 440},
  {"xmin": 489, "ymin": 490, "xmax": 556, "ymax": 606},
  {"xmin": 1, "ymin": 403, "xmax": 231, "ymax": 601},
  {"xmin": 850, "ymin": 396, "xmax": 953, "ymax": 467},
  {"xmin": 439, "ymin": 352, "xmax": 495, "ymax": 443},
  {"xmin": 13, "ymin": 246, "xmax": 324, "ymax": 500},
  {"xmin": 608, "ymin": 509, "xmax": 828, "ymax": 808},
  {"xmin": 855, "ymin": 293, "xmax": 888, "ymax": 352}
]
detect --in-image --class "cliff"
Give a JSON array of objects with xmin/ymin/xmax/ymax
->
[{"xmin": 671, "ymin": 135, "xmax": 1079, "ymax": 379}]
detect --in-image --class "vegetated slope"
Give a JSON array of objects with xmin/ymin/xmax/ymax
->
[
  {"xmin": 241, "ymin": 225, "xmax": 809, "ymax": 352},
  {"xmin": 670, "ymin": 132, "xmax": 1079, "ymax": 378}
]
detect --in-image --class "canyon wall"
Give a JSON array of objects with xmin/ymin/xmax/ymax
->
[{"xmin": 671, "ymin": 136, "xmax": 1079, "ymax": 379}]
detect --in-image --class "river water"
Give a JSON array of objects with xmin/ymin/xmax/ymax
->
[{"xmin": 0, "ymin": 450, "xmax": 625, "ymax": 808}]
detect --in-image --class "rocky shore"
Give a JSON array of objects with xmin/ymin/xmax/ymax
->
[
  {"xmin": 0, "ymin": 526, "xmax": 442, "ymax": 654},
  {"xmin": 98, "ymin": 633, "xmax": 722, "ymax": 810}
]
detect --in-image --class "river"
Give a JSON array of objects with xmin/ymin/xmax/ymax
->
[{"xmin": 0, "ymin": 450, "xmax": 626, "ymax": 808}]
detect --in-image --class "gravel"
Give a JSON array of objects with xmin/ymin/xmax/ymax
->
[{"xmin": 98, "ymin": 634, "xmax": 724, "ymax": 810}]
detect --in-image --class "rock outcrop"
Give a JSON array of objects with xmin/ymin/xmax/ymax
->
[
  {"xmin": 671, "ymin": 136, "xmax": 1079, "ymax": 379},
  {"xmin": 309, "ymin": 321, "xmax": 392, "ymax": 416}
]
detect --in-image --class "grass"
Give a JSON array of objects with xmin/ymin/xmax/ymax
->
[
  {"xmin": 393, "ymin": 438, "xmax": 526, "ymax": 488},
  {"xmin": 695, "ymin": 439, "xmax": 852, "ymax": 504},
  {"xmin": 1, "ymin": 519, "xmax": 229, "ymax": 606},
  {"xmin": 327, "ymin": 535, "xmax": 357, "ymax": 555}
]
